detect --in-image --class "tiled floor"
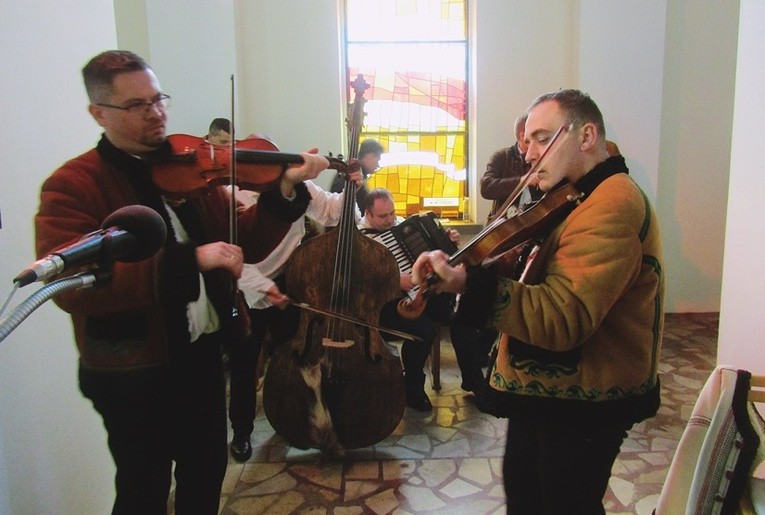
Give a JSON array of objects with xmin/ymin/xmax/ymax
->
[{"xmin": 213, "ymin": 312, "xmax": 720, "ymax": 514}]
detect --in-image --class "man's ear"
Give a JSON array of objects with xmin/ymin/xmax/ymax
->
[
  {"xmin": 579, "ymin": 122, "xmax": 598, "ymax": 151},
  {"xmin": 88, "ymin": 104, "xmax": 107, "ymax": 128}
]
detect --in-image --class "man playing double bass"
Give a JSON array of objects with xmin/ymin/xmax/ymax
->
[{"xmin": 411, "ymin": 89, "xmax": 664, "ymax": 514}]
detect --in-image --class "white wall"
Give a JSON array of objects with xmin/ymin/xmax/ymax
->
[
  {"xmin": 717, "ymin": 0, "xmax": 765, "ymax": 373},
  {"xmin": 0, "ymin": 3, "xmax": 119, "ymax": 514},
  {"xmin": 579, "ymin": 0, "xmax": 667, "ymax": 202},
  {"xmin": 470, "ymin": 1, "xmax": 576, "ymax": 225},
  {"xmin": 233, "ymin": 0, "xmax": 345, "ymax": 156},
  {"xmin": 144, "ymin": 0, "xmax": 237, "ymax": 136},
  {"xmin": 657, "ymin": 0, "xmax": 739, "ymax": 313}
]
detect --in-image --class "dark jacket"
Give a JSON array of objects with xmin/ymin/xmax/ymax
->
[{"xmin": 35, "ymin": 136, "xmax": 308, "ymax": 370}]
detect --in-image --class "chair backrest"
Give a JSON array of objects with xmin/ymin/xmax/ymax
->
[{"xmin": 655, "ymin": 366, "xmax": 761, "ymax": 515}]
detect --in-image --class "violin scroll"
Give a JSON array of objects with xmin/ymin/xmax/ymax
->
[{"xmin": 397, "ymin": 295, "xmax": 427, "ymax": 319}]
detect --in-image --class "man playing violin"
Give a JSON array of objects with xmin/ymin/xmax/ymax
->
[
  {"xmin": 34, "ymin": 50, "xmax": 330, "ymax": 514},
  {"xmin": 411, "ymin": 89, "xmax": 664, "ymax": 514}
]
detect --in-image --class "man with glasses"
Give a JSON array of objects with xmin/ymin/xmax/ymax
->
[
  {"xmin": 411, "ymin": 89, "xmax": 664, "ymax": 513},
  {"xmin": 34, "ymin": 50, "xmax": 330, "ymax": 514}
]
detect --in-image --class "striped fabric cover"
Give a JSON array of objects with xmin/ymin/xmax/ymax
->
[{"xmin": 655, "ymin": 366, "xmax": 760, "ymax": 515}]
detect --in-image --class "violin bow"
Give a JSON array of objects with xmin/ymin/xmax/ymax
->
[
  {"xmin": 488, "ymin": 123, "xmax": 571, "ymax": 228},
  {"xmin": 229, "ymin": 74, "xmax": 238, "ymax": 250},
  {"xmin": 229, "ymin": 74, "xmax": 244, "ymax": 321}
]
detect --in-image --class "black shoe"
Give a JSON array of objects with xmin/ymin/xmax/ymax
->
[
  {"xmin": 461, "ymin": 372, "xmax": 485, "ymax": 393},
  {"xmin": 230, "ymin": 435, "xmax": 252, "ymax": 462},
  {"xmin": 406, "ymin": 390, "xmax": 433, "ymax": 412}
]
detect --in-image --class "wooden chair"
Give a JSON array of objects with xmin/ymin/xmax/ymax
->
[
  {"xmin": 429, "ymin": 323, "xmax": 443, "ymax": 391},
  {"xmin": 749, "ymin": 374, "xmax": 765, "ymax": 403}
]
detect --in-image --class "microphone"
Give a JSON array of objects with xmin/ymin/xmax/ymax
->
[{"xmin": 14, "ymin": 205, "xmax": 167, "ymax": 287}]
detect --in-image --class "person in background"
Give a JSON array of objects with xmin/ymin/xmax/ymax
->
[
  {"xmin": 330, "ymin": 138, "xmax": 383, "ymax": 210},
  {"xmin": 411, "ymin": 89, "xmax": 663, "ymax": 514},
  {"xmin": 34, "ymin": 50, "xmax": 330, "ymax": 514},
  {"xmin": 206, "ymin": 118, "xmax": 275, "ymax": 148},
  {"xmin": 228, "ymin": 169, "xmax": 364, "ymax": 462},
  {"xmin": 481, "ymin": 113, "xmax": 544, "ymax": 221},
  {"xmin": 206, "ymin": 117, "xmax": 232, "ymax": 146},
  {"xmin": 359, "ymin": 188, "xmax": 489, "ymax": 412}
]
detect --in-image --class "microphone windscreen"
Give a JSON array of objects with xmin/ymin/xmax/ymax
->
[{"xmin": 101, "ymin": 205, "xmax": 168, "ymax": 262}]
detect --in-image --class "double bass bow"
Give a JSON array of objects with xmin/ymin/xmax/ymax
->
[{"xmin": 262, "ymin": 74, "xmax": 406, "ymax": 453}]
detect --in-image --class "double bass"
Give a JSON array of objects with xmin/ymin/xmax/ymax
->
[{"xmin": 262, "ymin": 75, "xmax": 405, "ymax": 452}]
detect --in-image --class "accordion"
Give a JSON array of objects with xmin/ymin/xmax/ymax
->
[{"xmin": 366, "ymin": 212, "xmax": 458, "ymax": 299}]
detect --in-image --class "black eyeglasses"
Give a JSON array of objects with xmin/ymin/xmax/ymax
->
[{"xmin": 95, "ymin": 93, "xmax": 171, "ymax": 114}]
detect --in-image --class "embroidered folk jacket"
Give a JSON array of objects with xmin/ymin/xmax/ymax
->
[{"xmin": 460, "ymin": 155, "xmax": 664, "ymax": 425}]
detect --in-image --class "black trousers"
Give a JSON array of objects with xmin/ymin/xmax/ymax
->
[
  {"xmin": 449, "ymin": 325, "xmax": 496, "ymax": 388},
  {"xmin": 228, "ymin": 302, "xmax": 300, "ymax": 438},
  {"xmin": 503, "ymin": 414, "xmax": 630, "ymax": 515},
  {"xmin": 79, "ymin": 333, "xmax": 227, "ymax": 515},
  {"xmin": 378, "ymin": 299, "xmax": 436, "ymax": 392}
]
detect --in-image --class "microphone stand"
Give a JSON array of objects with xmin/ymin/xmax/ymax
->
[{"xmin": 0, "ymin": 269, "xmax": 111, "ymax": 344}]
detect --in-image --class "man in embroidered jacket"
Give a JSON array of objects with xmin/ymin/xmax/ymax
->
[{"xmin": 412, "ymin": 89, "xmax": 664, "ymax": 514}]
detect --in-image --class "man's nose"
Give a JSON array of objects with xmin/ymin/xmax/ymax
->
[
  {"xmin": 525, "ymin": 143, "xmax": 539, "ymax": 163},
  {"xmin": 145, "ymin": 103, "xmax": 165, "ymax": 118}
]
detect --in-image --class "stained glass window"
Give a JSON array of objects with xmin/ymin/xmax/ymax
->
[{"xmin": 344, "ymin": 0, "xmax": 468, "ymax": 219}]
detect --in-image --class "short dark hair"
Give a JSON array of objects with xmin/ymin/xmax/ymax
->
[
  {"xmin": 528, "ymin": 89, "xmax": 606, "ymax": 139},
  {"xmin": 359, "ymin": 139, "xmax": 384, "ymax": 158},
  {"xmin": 82, "ymin": 50, "xmax": 151, "ymax": 103},
  {"xmin": 363, "ymin": 187, "xmax": 393, "ymax": 213},
  {"xmin": 514, "ymin": 113, "xmax": 528, "ymax": 135},
  {"xmin": 208, "ymin": 118, "xmax": 232, "ymax": 134}
]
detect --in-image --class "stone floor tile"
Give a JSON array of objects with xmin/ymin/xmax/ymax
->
[{"xmin": 211, "ymin": 313, "xmax": 719, "ymax": 514}]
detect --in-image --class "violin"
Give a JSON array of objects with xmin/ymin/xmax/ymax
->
[
  {"xmin": 397, "ymin": 123, "xmax": 582, "ymax": 319},
  {"xmin": 151, "ymin": 133, "xmax": 345, "ymax": 198},
  {"xmin": 397, "ymin": 183, "xmax": 584, "ymax": 319},
  {"xmin": 397, "ymin": 183, "xmax": 584, "ymax": 318}
]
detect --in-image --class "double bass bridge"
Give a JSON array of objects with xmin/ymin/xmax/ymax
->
[{"xmin": 321, "ymin": 337, "xmax": 355, "ymax": 348}]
